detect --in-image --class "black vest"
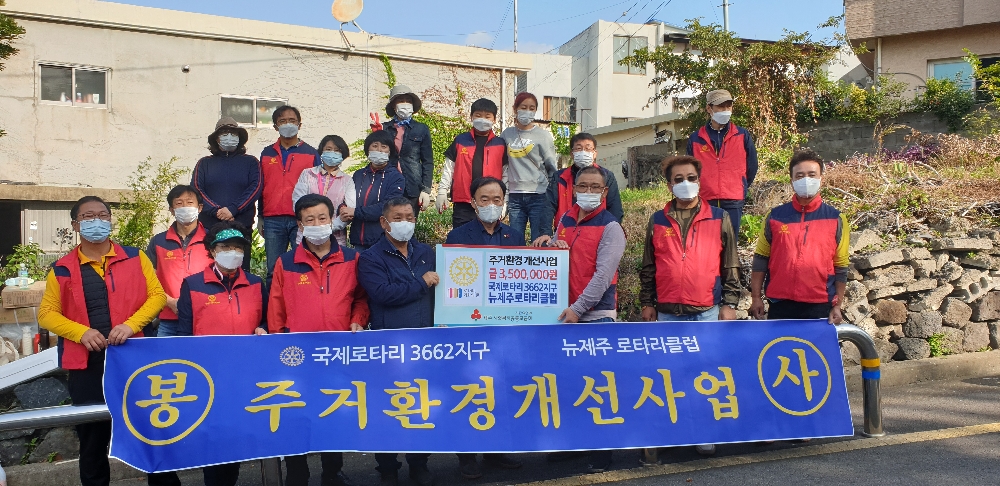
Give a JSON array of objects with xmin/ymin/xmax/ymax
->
[{"xmin": 80, "ymin": 264, "xmax": 113, "ymax": 337}]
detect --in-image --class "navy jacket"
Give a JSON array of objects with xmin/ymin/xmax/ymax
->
[
  {"xmin": 350, "ymin": 164, "xmax": 406, "ymax": 249},
  {"xmin": 445, "ymin": 220, "xmax": 526, "ymax": 246},
  {"xmin": 382, "ymin": 120, "xmax": 434, "ymax": 199},
  {"xmin": 357, "ymin": 235, "xmax": 435, "ymax": 329},
  {"xmin": 191, "ymin": 153, "xmax": 262, "ymax": 229}
]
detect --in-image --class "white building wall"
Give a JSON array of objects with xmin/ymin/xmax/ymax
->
[
  {"xmin": 0, "ymin": 0, "xmax": 529, "ymax": 191},
  {"xmin": 532, "ymin": 20, "xmax": 689, "ymax": 131}
]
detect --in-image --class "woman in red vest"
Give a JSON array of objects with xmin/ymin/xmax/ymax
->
[{"xmin": 175, "ymin": 221, "xmax": 266, "ymax": 486}]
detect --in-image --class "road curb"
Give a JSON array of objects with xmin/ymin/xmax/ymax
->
[
  {"xmin": 5, "ymin": 458, "xmax": 144, "ymax": 486},
  {"xmin": 844, "ymin": 349, "xmax": 1000, "ymax": 392}
]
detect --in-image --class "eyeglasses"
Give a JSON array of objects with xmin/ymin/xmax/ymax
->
[
  {"xmin": 77, "ymin": 212, "xmax": 112, "ymax": 222},
  {"xmin": 574, "ymin": 183, "xmax": 606, "ymax": 193},
  {"xmin": 672, "ymin": 175, "xmax": 699, "ymax": 183}
]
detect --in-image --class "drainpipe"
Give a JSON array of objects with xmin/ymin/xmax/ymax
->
[
  {"xmin": 500, "ymin": 68, "xmax": 507, "ymax": 129},
  {"xmin": 875, "ymin": 37, "xmax": 882, "ymax": 84},
  {"xmin": 655, "ymin": 22, "xmax": 663, "ymax": 116}
]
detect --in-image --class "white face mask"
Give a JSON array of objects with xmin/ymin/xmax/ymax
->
[
  {"xmin": 368, "ymin": 151, "xmax": 390, "ymax": 167},
  {"xmin": 671, "ymin": 181, "xmax": 700, "ymax": 201},
  {"xmin": 472, "ymin": 118, "xmax": 494, "ymax": 132},
  {"xmin": 218, "ymin": 133, "xmax": 240, "ymax": 152},
  {"xmin": 387, "ymin": 221, "xmax": 415, "ymax": 242},
  {"xmin": 572, "ymin": 151, "xmax": 595, "ymax": 168},
  {"xmin": 395, "ymin": 103, "xmax": 414, "ymax": 120},
  {"xmin": 477, "ymin": 204, "xmax": 503, "ymax": 224},
  {"xmin": 711, "ymin": 110, "xmax": 732, "ymax": 125},
  {"xmin": 277, "ymin": 123, "xmax": 299, "ymax": 138},
  {"xmin": 792, "ymin": 177, "xmax": 822, "ymax": 198},
  {"xmin": 173, "ymin": 206, "xmax": 199, "ymax": 224},
  {"xmin": 516, "ymin": 110, "xmax": 535, "ymax": 126},
  {"xmin": 576, "ymin": 192, "xmax": 602, "ymax": 212},
  {"xmin": 214, "ymin": 250, "xmax": 244, "ymax": 271},
  {"xmin": 302, "ymin": 224, "xmax": 333, "ymax": 245}
]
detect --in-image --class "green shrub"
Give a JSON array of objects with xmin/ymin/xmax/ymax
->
[
  {"xmin": 915, "ymin": 77, "xmax": 976, "ymax": 132},
  {"xmin": 113, "ymin": 157, "xmax": 188, "ymax": 249},
  {"xmin": 0, "ymin": 243, "xmax": 47, "ymax": 283},
  {"xmin": 739, "ymin": 214, "xmax": 765, "ymax": 247},
  {"xmin": 927, "ymin": 332, "xmax": 951, "ymax": 357},
  {"xmin": 250, "ymin": 229, "xmax": 266, "ymax": 277}
]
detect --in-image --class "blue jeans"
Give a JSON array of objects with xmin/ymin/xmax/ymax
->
[
  {"xmin": 262, "ymin": 216, "xmax": 299, "ymax": 280},
  {"xmin": 581, "ymin": 317, "xmax": 616, "ymax": 323},
  {"xmin": 658, "ymin": 306, "xmax": 720, "ymax": 321},
  {"xmin": 508, "ymin": 193, "xmax": 554, "ymax": 242},
  {"xmin": 706, "ymin": 200, "xmax": 743, "ymax": 237},
  {"xmin": 156, "ymin": 319, "xmax": 180, "ymax": 337}
]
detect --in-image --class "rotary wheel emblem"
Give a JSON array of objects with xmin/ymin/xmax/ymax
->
[
  {"xmin": 279, "ymin": 346, "xmax": 305, "ymax": 367},
  {"xmin": 449, "ymin": 256, "xmax": 479, "ymax": 287}
]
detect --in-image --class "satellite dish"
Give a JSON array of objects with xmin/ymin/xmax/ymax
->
[
  {"xmin": 332, "ymin": 0, "xmax": 367, "ymax": 51},
  {"xmin": 332, "ymin": 0, "xmax": 363, "ymax": 23}
]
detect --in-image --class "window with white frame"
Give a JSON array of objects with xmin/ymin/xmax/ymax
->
[
  {"xmin": 613, "ymin": 35, "xmax": 648, "ymax": 75},
  {"xmin": 39, "ymin": 63, "xmax": 109, "ymax": 107},
  {"xmin": 221, "ymin": 96, "xmax": 288, "ymax": 128},
  {"xmin": 928, "ymin": 59, "xmax": 975, "ymax": 90}
]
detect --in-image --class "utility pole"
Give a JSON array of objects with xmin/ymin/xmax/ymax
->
[
  {"xmin": 513, "ymin": 0, "xmax": 518, "ymax": 52},
  {"xmin": 722, "ymin": 0, "xmax": 730, "ymax": 32}
]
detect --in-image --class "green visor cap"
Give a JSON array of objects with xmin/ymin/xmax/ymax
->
[{"xmin": 212, "ymin": 228, "xmax": 250, "ymax": 245}]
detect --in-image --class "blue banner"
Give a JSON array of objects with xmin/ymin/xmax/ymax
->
[
  {"xmin": 105, "ymin": 320, "xmax": 853, "ymax": 473},
  {"xmin": 434, "ymin": 245, "xmax": 569, "ymax": 325}
]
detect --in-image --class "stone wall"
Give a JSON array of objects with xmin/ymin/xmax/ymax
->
[
  {"xmin": 843, "ymin": 228, "xmax": 1000, "ymax": 363},
  {"xmin": 802, "ymin": 111, "xmax": 952, "ymax": 162},
  {"xmin": 0, "ymin": 373, "xmax": 79, "ymax": 467}
]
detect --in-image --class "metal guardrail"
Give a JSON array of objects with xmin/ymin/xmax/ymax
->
[
  {"xmin": 0, "ymin": 404, "xmax": 109, "ymax": 431},
  {"xmin": 837, "ymin": 323, "xmax": 885, "ymax": 437}
]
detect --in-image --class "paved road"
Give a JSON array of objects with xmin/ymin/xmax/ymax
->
[{"xmin": 111, "ymin": 375, "xmax": 1000, "ymax": 486}]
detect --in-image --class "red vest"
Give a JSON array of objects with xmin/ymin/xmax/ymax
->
[
  {"xmin": 764, "ymin": 196, "xmax": 841, "ymax": 304},
  {"xmin": 150, "ymin": 223, "xmax": 213, "ymax": 320},
  {"xmin": 556, "ymin": 201, "xmax": 618, "ymax": 312},
  {"xmin": 691, "ymin": 124, "xmax": 748, "ymax": 201},
  {"xmin": 185, "ymin": 266, "xmax": 264, "ymax": 336},
  {"xmin": 268, "ymin": 244, "xmax": 369, "ymax": 332},
  {"xmin": 53, "ymin": 244, "xmax": 147, "ymax": 370},
  {"xmin": 451, "ymin": 130, "xmax": 505, "ymax": 204},
  {"xmin": 260, "ymin": 141, "xmax": 318, "ymax": 217},
  {"xmin": 651, "ymin": 201, "xmax": 725, "ymax": 307}
]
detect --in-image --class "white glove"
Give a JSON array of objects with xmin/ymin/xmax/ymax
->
[
  {"xmin": 436, "ymin": 194, "xmax": 448, "ymax": 213},
  {"xmin": 331, "ymin": 217, "xmax": 347, "ymax": 232},
  {"xmin": 418, "ymin": 192, "xmax": 432, "ymax": 210}
]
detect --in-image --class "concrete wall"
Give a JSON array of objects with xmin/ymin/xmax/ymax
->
[
  {"xmin": 845, "ymin": 0, "xmax": 1000, "ymax": 95},
  {"xmin": 802, "ymin": 111, "xmax": 952, "ymax": 162},
  {"xmin": 524, "ymin": 53, "xmax": 573, "ymax": 113},
  {"xmin": 0, "ymin": 0, "xmax": 528, "ymax": 192},
  {"xmin": 591, "ymin": 118, "xmax": 681, "ymax": 188},
  {"xmin": 846, "ymin": 0, "xmax": 1000, "ymax": 39},
  {"xmin": 556, "ymin": 21, "xmax": 686, "ymax": 131}
]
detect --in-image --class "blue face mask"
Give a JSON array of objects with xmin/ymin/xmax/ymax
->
[
  {"xmin": 79, "ymin": 219, "xmax": 112, "ymax": 243},
  {"xmin": 320, "ymin": 152, "xmax": 343, "ymax": 167}
]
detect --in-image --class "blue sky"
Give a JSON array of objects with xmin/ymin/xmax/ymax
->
[{"xmin": 104, "ymin": 0, "xmax": 846, "ymax": 53}]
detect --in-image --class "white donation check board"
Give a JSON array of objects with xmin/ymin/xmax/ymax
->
[{"xmin": 434, "ymin": 245, "xmax": 569, "ymax": 326}]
